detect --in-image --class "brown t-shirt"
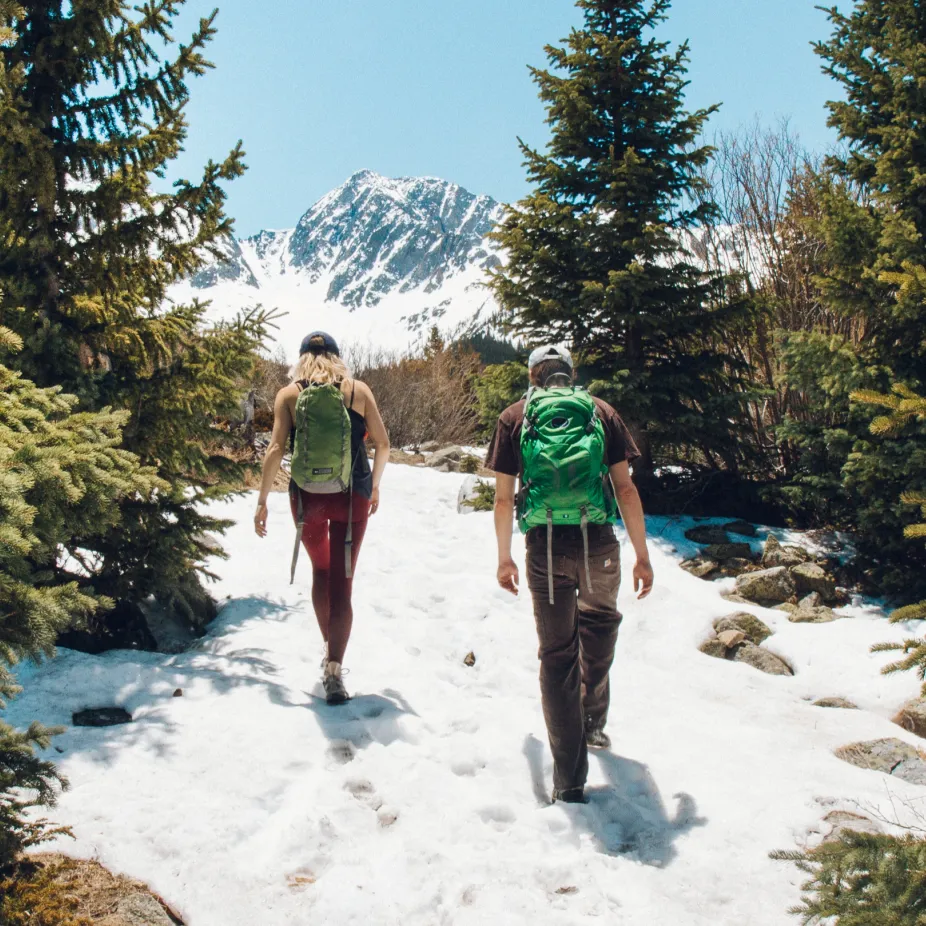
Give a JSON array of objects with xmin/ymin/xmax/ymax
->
[{"xmin": 485, "ymin": 395, "xmax": 640, "ymax": 477}]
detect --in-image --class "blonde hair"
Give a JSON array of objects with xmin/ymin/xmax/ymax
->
[{"xmin": 291, "ymin": 351, "xmax": 352, "ymax": 387}]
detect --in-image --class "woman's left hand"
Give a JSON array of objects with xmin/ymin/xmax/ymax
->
[{"xmin": 369, "ymin": 487, "xmax": 380, "ymax": 515}]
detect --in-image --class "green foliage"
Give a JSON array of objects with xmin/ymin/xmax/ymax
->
[
  {"xmin": 0, "ymin": 1, "xmax": 270, "ymax": 637},
  {"xmin": 490, "ymin": 0, "xmax": 752, "ymax": 480},
  {"xmin": 858, "ymin": 382, "xmax": 926, "ymax": 675},
  {"xmin": 459, "ymin": 454, "xmax": 481, "ymax": 475},
  {"xmin": 471, "ymin": 362, "xmax": 529, "ymax": 434},
  {"xmin": 775, "ymin": 1, "xmax": 926, "ymax": 602},
  {"xmin": 0, "ymin": 328, "xmax": 157, "ymax": 868},
  {"xmin": 455, "ymin": 332, "xmax": 520, "ymax": 366},
  {"xmin": 772, "ymin": 830, "xmax": 926, "ymax": 925},
  {"xmin": 0, "ymin": 723, "xmax": 71, "ymax": 875},
  {"xmin": 463, "ymin": 480, "xmax": 496, "ymax": 512}
]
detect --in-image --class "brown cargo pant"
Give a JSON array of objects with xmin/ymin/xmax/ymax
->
[{"xmin": 525, "ymin": 524, "xmax": 623, "ymax": 794}]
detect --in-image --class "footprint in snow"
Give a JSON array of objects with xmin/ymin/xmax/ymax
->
[
  {"xmin": 344, "ymin": 778, "xmax": 398, "ymax": 827},
  {"xmin": 326, "ymin": 741, "xmax": 355, "ymax": 765}
]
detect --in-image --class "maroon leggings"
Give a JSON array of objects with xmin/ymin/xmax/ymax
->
[{"xmin": 289, "ymin": 488, "xmax": 370, "ymax": 664}]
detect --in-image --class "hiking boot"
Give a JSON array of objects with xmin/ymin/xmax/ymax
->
[
  {"xmin": 585, "ymin": 725, "xmax": 611, "ymax": 750},
  {"xmin": 323, "ymin": 661, "xmax": 350, "ymax": 705},
  {"xmin": 552, "ymin": 787, "xmax": 588, "ymax": 804}
]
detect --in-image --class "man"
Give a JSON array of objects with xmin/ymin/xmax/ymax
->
[{"xmin": 486, "ymin": 345, "xmax": 653, "ymax": 804}]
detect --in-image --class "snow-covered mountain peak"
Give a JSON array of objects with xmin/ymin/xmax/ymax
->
[{"xmin": 181, "ymin": 172, "xmax": 506, "ymax": 355}]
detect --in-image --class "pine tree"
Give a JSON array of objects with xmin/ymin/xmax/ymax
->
[
  {"xmin": 777, "ymin": 0, "xmax": 926, "ymax": 600},
  {"xmin": 489, "ymin": 0, "xmax": 753, "ymax": 484},
  {"xmin": 0, "ymin": 322, "xmax": 159, "ymax": 869},
  {"xmin": 0, "ymin": 2, "xmax": 269, "ymax": 638},
  {"xmin": 772, "ymin": 831, "xmax": 926, "ymax": 924},
  {"xmin": 856, "ymin": 385, "xmax": 926, "ymax": 684}
]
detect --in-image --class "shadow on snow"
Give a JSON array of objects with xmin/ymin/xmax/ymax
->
[{"xmin": 523, "ymin": 734, "xmax": 706, "ymax": 867}]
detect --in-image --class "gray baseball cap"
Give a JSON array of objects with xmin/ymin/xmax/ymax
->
[{"xmin": 527, "ymin": 344, "xmax": 573, "ymax": 370}]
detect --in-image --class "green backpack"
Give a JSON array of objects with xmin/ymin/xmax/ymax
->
[
  {"xmin": 289, "ymin": 382, "xmax": 357, "ymax": 583},
  {"xmin": 518, "ymin": 385, "xmax": 617, "ymax": 603}
]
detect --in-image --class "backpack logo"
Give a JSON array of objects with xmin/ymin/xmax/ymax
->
[{"xmin": 312, "ymin": 467, "xmax": 334, "ymax": 475}]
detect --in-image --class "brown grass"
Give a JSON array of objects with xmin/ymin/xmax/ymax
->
[{"xmin": 0, "ymin": 854, "xmax": 184, "ymax": 925}]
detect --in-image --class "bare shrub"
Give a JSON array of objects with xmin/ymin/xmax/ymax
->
[{"xmin": 345, "ymin": 333, "xmax": 480, "ymax": 449}]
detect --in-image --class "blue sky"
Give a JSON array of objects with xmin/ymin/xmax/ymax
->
[{"xmin": 165, "ymin": 1, "xmax": 841, "ymax": 237}]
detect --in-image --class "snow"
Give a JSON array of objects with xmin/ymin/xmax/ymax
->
[{"xmin": 9, "ymin": 463, "xmax": 926, "ymax": 924}]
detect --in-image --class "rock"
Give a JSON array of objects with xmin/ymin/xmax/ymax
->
[
  {"xmin": 730, "ymin": 642, "xmax": 794, "ymax": 676},
  {"xmin": 789, "ymin": 606, "xmax": 839, "ymax": 624},
  {"xmin": 699, "ymin": 638, "xmax": 728, "ymax": 659},
  {"xmin": 463, "ymin": 651, "xmax": 476, "ymax": 667},
  {"xmin": 704, "ymin": 543, "xmax": 754, "ymax": 562},
  {"xmin": 73, "ymin": 707, "xmax": 132, "ymax": 727},
  {"xmin": 684, "ymin": 525, "xmax": 731, "ymax": 545},
  {"xmin": 172, "ymin": 688, "xmax": 183, "ymax": 698},
  {"xmin": 775, "ymin": 602, "xmax": 800, "ymax": 614},
  {"xmin": 718, "ymin": 557, "xmax": 760, "ymax": 578},
  {"xmin": 893, "ymin": 698, "xmax": 926, "ymax": 739},
  {"xmin": 836, "ymin": 739, "xmax": 926, "ymax": 786},
  {"xmin": 717, "ymin": 629, "xmax": 746, "ymax": 648},
  {"xmin": 799, "ymin": 592, "xmax": 824, "ymax": 609},
  {"xmin": 419, "ymin": 440, "xmax": 441, "ymax": 452},
  {"xmin": 426, "ymin": 446, "xmax": 466, "ymax": 472},
  {"xmin": 680, "ymin": 557, "xmax": 719, "ymax": 579},
  {"xmin": 720, "ymin": 591, "xmax": 753, "ymax": 605},
  {"xmin": 831, "ymin": 587, "xmax": 852, "ymax": 607},
  {"xmin": 113, "ymin": 893, "xmax": 173, "ymax": 926},
  {"xmin": 762, "ymin": 535, "xmax": 811, "ymax": 568},
  {"xmin": 722, "ymin": 519, "xmax": 757, "ymax": 537},
  {"xmin": 140, "ymin": 596, "xmax": 197, "ymax": 654},
  {"xmin": 791, "ymin": 562, "xmax": 838, "ymax": 602},
  {"xmin": 814, "ymin": 697, "xmax": 859, "ymax": 709},
  {"xmin": 734, "ymin": 566, "xmax": 796, "ymax": 605},
  {"xmin": 822, "ymin": 810, "xmax": 881, "ymax": 841},
  {"xmin": 713, "ymin": 612, "xmax": 773, "ymax": 645}
]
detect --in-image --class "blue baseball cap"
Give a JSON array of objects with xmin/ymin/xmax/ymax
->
[{"xmin": 299, "ymin": 331, "xmax": 340, "ymax": 356}]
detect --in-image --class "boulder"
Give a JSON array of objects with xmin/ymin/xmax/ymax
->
[
  {"xmin": 419, "ymin": 440, "xmax": 441, "ymax": 452},
  {"xmin": 893, "ymin": 698, "xmax": 926, "ymax": 739},
  {"xmin": 735, "ymin": 566, "xmax": 796, "ymax": 605},
  {"xmin": 699, "ymin": 638, "xmax": 728, "ymax": 659},
  {"xmin": 814, "ymin": 697, "xmax": 859, "ymax": 709},
  {"xmin": 835, "ymin": 738, "xmax": 926, "ymax": 786},
  {"xmin": 730, "ymin": 642, "xmax": 794, "ymax": 676},
  {"xmin": 704, "ymin": 543, "xmax": 754, "ymax": 562},
  {"xmin": 73, "ymin": 707, "xmax": 132, "ymax": 727},
  {"xmin": 684, "ymin": 525, "xmax": 731, "ymax": 545},
  {"xmin": 717, "ymin": 629, "xmax": 746, "ymax": 648},
  {"xmin": 718, "ymin": 558, "xmax": 760, "ymax": 578},
  {"xmin": 722, "ymin": 519, "xmax": 757, "ymax": 537},
  {"xmin": 680, "ymin": 557, "xmax": 719, "ymax": 579},
  {"xmin": 788, "ymin": 606, "xmax": 839, "ymax": 624},
  {"xmin": 426, "ymin": 446, "xmax": 466, "ymax": 472},
  {"xmin": 713, "ymin": 612, "xmax": 773, "ymax": 645},
  {"xmin": 775, "ymin": 602, "xmax": 800, "ymax": 614},
  {"xmin": 720, "ymin": 591, "xmax": 754, "ymax": 605},
  {"xmin": 791, "ymin": 562, "xmax": 838, "ymax": 602},
  {"xmin": 114, "ymin": 893, "xmax": 174, "ymax": 926},
  {"xmin": 822, "ymin": 810, "xmax": 881, "ymax": 841},
  {"xmin": 799, "ymin": 592, "xmax": 824, "ymax": 609},
  {"xmin": 762, "ymin": 535, "xmax": 811, "ymax": 569}
]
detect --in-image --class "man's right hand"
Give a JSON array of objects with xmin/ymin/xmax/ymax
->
[{"xmin": 497, "ymin": 558, "xmax": 519, "ymax": 596}]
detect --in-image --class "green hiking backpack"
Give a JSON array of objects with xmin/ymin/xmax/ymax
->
[
  {"xmin": 289, "ymin": 381, "xmax": 357, "ymax": 583},
  {"xmin": 518, "ymin": 385, "xmax": 617, "ymax": 603}
]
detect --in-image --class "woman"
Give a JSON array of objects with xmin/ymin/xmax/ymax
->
[{"xmin": 254, "ymin": 331, "xmax": 390, "ymax": 704}]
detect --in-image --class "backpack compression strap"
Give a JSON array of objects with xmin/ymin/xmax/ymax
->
[{"xmin": 290, "ymin": 486, "xmax": 304, "ymax": 585}]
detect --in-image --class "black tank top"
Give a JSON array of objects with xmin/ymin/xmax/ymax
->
[{"xmin": 291, "ymin": 380, "xmax": 373, "ymax": 499}]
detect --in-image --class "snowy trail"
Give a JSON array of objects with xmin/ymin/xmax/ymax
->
[{"xmin": 10, "ymin": 464, "xmax": 926, "ymax": 925}]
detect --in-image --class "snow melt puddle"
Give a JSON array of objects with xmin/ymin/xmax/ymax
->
[{"xmin": 8, "ymin": 464, "xmax": 926, "ymax": 925}]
